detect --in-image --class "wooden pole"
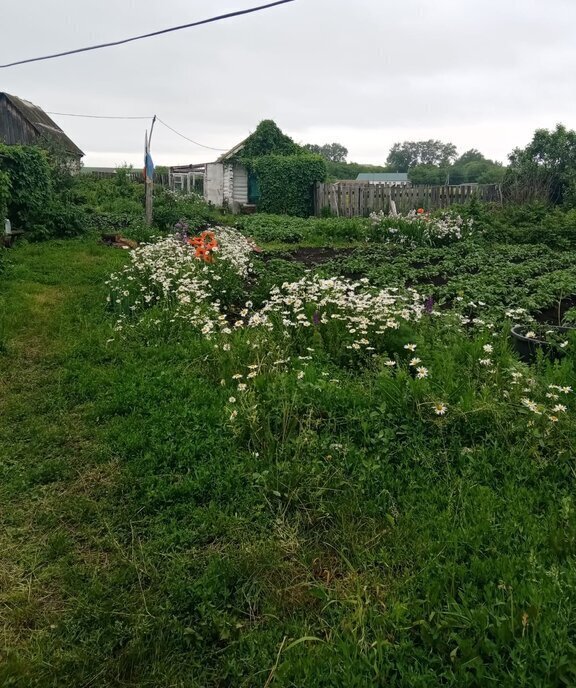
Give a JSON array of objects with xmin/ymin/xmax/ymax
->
[{"xmin": 145, "ymin": 116, "xmax": 157, "ymax": 226}]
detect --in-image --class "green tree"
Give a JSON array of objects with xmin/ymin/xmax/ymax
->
[
  {"xmin": 408, "ymin": 165, "xmax": 447, "ymax": 185},
  {"xmin": 387, "ymin": 140, "xmax": 458, "ymax": 171},
  {"xmin": 324, "ymin": 161, "xmax": 390, "ymax": 181},
  {"xmin": 303, "ymin": 142, "xmax": 348, "ymax": 163},
  {"xmin": 450, "ymin": 150, "xmax": 506, "ymax": 185},
  {"xmin": 507, "ymin": 124, "xmax": 576, "ymax": 205},
  {"xmin": 457, "ymin": 149, "xmax": 485, "ymax": 165}
]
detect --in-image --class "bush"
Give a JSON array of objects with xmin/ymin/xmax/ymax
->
[
  {"xmin": 0, "ymin": 169, "xmax": 10, "ymax": 221},
  {"xmin": 0, "ymin": 144, "xmax": 52, "ymax": 231},
  {"xmin": 153, "ymin": 189, "xmax": 218, "ymax": 231},
  {"xmin": 29, "ymin": 200, "xmax": 87, "ymax": 240},
  {"xmin": 73, "ymin": 173, "xmax": 144, "ymax": 216}
]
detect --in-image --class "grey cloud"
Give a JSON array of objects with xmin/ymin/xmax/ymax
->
[{"xmin": 2, "ymin": 0, "xmax": 575, "ymax": 165}]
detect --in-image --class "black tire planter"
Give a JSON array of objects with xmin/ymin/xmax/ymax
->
[{"xmin": 510, "ymin": 325, "xmax": 574, "ymax": 364}]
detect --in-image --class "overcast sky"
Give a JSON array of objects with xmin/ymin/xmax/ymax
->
[{"xmin": 2, "ymin": 0, "xmax": 575, "ymax": 168}]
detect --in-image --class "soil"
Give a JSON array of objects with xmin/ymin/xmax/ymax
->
[
  {"xmin": 262, "ymin": 247, "xmax": 356, "ymax": 266},
  {"xmin": 533, "ymin": 295, "xmax": 576, "ymax": 325},
  {"xmin": 101, "ymin": 234, "xmax": 138, "ymax": 250}
]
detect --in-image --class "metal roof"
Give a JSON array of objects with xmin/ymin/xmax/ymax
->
[
  {"xmin": 0, "ymin": 93, "xmax": 84, "ymax": 157},
  {"xmin": 216, "ymin": 137, "xmax": 248, "ymax": 163},
  {"xmin": 356, "ymin": 172, "xmax": 409, "ymax": 182}
]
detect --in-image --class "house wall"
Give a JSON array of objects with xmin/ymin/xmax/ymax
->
[
  {"xmin": 204, "ymin": 163, "xmax": 224, "ymax": 206},
  {"xmin": 231, "ymin": 164, "xmax": 248, "ymax": 206},
  {"xmin": 367, "ymin": 181, "xmax": 412, "ymax": 186},
  {"xmin": 222, "ymin": 163, "xmax": 233, "ymax": 208},
  {"xmin": 204, "ymin": 161, "xmax": 248, "ymax": 212}
]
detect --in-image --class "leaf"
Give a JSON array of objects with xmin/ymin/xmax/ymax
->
[{"xmin": 284, "ymin": 636, "xmax": 324, "ymax": 652}]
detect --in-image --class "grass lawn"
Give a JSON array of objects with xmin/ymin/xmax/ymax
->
[{"xmin": 2, "ymin": 235, "xmax": 576, "ymax": 687}]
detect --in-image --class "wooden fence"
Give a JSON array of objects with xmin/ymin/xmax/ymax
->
[{"xmin": 314, "ymin": 183, "xmax": 502, "ymax": 217}]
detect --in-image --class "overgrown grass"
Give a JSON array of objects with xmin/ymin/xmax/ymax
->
[{"xmin": 2, "ymin": 236, "xmax": 576, "ymax": 687}]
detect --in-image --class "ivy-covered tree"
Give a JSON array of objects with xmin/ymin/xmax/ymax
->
[
  {"xmin": 240, "ymin": 120, "xmax": 302, "ymax": 159},
  {"xmin": 236, "ymin": 120, "xmax": 325, "ymax": 216}
]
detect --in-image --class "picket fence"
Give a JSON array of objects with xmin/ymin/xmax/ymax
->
[{"xmin": 314, "ymin": 183, "xmax": 502, "ymax": 217}]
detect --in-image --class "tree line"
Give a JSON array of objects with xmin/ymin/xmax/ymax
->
[{"xmin": 303, "ymin": 138, "xmax": 505, "ymax": 184}]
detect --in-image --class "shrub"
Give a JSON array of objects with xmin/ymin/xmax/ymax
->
[
  {"xmin": 153, "ymin": 189, "xmax": 218, "ymax": 231},
  {"xmin": 0, "ymin": 144, "xmax": 52, "ymax": 230},
  {"xmin": 0, "ymin": 169, "xmax": 10, "ymax": 221},
  {"xmin": 29, "ymin": 199, "xmax": 87, "ymax": 240},
  {"xmin": 73, "ymin": 174, "xmax": 144, "ymax": 216}
]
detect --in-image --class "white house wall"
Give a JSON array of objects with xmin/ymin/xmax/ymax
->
[
  {"xmin": 222, "ymin": 163, "xmax": 233, "ymax": 207},
  {"xmin": 232, "ymin": 164, "xmax": 248, "ymax": 206},
  {"xmin": 204, "ymin": 161, "xmax": 248, "ymax": 212},
  {"xmin": 204, "ymin": 163, "xmax": 224, "ymax": 206}
]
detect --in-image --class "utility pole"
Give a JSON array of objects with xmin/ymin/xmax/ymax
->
[{"xmin": 144, "ymin": 115, "xmax": 157, "ymax": 226}]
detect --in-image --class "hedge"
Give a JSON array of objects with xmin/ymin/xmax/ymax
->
[{"xmin": 249, "ymin": 154, "xmax": 326, "ymax": 217}]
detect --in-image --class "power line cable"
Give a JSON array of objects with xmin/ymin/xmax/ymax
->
[
  {"xmin": 156, "ymin": 118, "xmax": 228, "ymax": 151},
  {"xmin": 0, "ymin": 0, "xmax": 296, "ymax": 69},
  {"xmin": 46, "ymin": 111, "xmax": 152, "ymax": 120},
  {"xmin": 46, "ymin": 110, "xmax": 231, "ymax": 151}
]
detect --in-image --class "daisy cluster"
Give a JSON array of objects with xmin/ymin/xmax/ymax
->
[
  {"xmin": 370, "ymin": 209, "xmax": 473, "ymax": 247},
  {"xmin": 499, "ymin": 365, "xmax": 573, "ymax": 425},
  {"xmin": 106, "ymin": 227, "xmax": 254, "ymax": 336},
  {"xmin": 209, "ymin": 226, "xmax": 255, "ymax": 278},
  {"xmin": 245, "ymin": 275, "xmax": 425, "ymax": 353}
]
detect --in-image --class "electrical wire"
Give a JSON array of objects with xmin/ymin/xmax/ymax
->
[
  {"xmin": 156, "ymin": 118, "xmax": 228, "ymax": 151},
  {"xmin": 0, "ymin": 0, "xmax": 296, "ymax": 69},
  {"xmin": 46, "ymin": 111, "xmax": 152, "ymax": 120},
  {"xmin": 46, "ymin": 110, "xmax": 231, "ymax": 151}
]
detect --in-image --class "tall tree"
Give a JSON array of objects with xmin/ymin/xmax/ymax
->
[
  {"xmin": 387, "ymin": 140, "xmax": 458, "ymax": 171},
  {"xmin": 303, "ymin": 142, "xmax": 348, "ymax": 163},
  {"xmin": 507, "ymin": 124, "xmax": 576, "ymax": 204},
  {"xmin": 450, "ymin": 149, "xmax": 505, "ymax": 185}
]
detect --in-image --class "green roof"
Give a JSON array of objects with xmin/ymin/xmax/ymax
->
[{"xmin": 356, "ymin": 172, "xmax": 409, "ymax": 182}]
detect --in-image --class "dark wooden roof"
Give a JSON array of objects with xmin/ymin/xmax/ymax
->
[{"xmin": 0, "ymin": 93, "xmax": 84, "ymax": 158}]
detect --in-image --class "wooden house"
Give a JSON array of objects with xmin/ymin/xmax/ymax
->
[
  {"xmin": 205, "ymin": 138, "xmax": 258, "ymax": 213},
  {"xmin": 0, "ymin": 92, "xmax": 84, "ymax": 161}
]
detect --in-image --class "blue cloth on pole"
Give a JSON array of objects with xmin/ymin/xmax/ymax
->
[{"xmin": 145, "ymin": 152, "xmax": 154, "ymax": 180}]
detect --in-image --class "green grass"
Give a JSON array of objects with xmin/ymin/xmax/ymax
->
[{"xmin": 2, "ymin": 237, "xmax": 576, "ymax": 687}]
